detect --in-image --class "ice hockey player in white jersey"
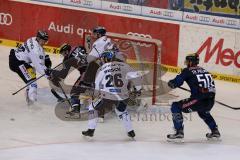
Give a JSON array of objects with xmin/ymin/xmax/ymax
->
[
  {"xmin": 82, "ymin": 26, "xmax": 114, "ymax": 88},
  {"xmin": 87, "ymin": 26, "xmax": 113, "ymax": 63},
  {"xmin": 9, "ymin": 30, "xmax": 50, "ymax": 105},
  {"xmin": 82, "ymin": 50, "xmax": 142, "ymax": 139}
]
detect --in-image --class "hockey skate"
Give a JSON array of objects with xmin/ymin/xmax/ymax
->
[
  {"xmin": 128, "ymin": 130, "xmax": 136, "ymax": 139},
  {"xmin": 206, "ymin": 127, "xmax": 221, "ymax": 141},
  {"xmin": 65, "ymin": 99, "xmax": 81, "ymax": 119},
  {"xmin": 167, "ymin": 129, "xmax": 184, "ymax": 143},
  {"xmin": 82, "ymin": 129, "xmax": 95, "ymax": 137},
  {"xmin": 65, "ymin": 106, "xmax": 80, "ymax": 119}
]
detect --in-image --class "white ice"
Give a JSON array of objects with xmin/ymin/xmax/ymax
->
[{"xmin": 0, "ymin": 45, "xmax": 240, "ymax": 160}]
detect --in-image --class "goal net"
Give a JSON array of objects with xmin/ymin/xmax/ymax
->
[{"xmin": 83, "ymin": 32, "xmax": 178, "ymax": 106}]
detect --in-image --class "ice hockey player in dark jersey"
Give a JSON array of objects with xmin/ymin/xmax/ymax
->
[
  {"xmin": 167, "ymin": 53, "xmax": 220, "ymax": 142},
  {"xmin": 50, "ymin": 43, "xmax": 88, "ymax": 114}
]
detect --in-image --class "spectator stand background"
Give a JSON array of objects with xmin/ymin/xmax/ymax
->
[
  {"xmin": 31, "ymin": 0, "xmax": 240, "ymax": 29},
  {"xmin": 184, "ymin": 0, "xmax": 240, "ymax": 18}
]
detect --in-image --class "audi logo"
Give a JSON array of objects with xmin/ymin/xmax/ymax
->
[
  {"xmin": 163, "ymin": 11, "xmax": 174, "ymax": 17},
  {"xmin": 226, "ymin": 19, "xmax": 237, "ymax": 26},
  {"xmin": 199, "ymin": 16, "xmax": 210, "ymax": 22},
  {"xmin": 0, "ymin": 13, "xmax": 12, "ymax": 26},
  {"xmin": 127, "ymin": 32, "xmax": 152, "ymax": 47},
  {"xmin": 83, "ymin": 0, "xmax": 93, "ymax": 6},
  {"xmin": 122, "ymin": 5, "xmax": 132, "ymax": 12}
]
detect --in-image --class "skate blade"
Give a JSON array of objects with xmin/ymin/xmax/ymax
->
[
  {"xmin": 82, "ymin": 135, "xmax": 94, "ymax": 142},
  {"xmin": 207, "ymin": 137, "xmax": 221, "ymax": 141},
  {"xmin": 65, "ymin": 113, "xmax": 81, "ymax": 119},
  {"xmin": 167, "ymin": 138, "xmax": 184, "ymax": 143},
  {"xmin": 129, "ymin": 137, "xmax": 136, "ymax": 141}
]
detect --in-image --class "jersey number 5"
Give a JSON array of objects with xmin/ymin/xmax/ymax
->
[
  {"xmin": 105, "ymin": 74, "xmax": 124, "ymax": 87},
  {"xmin": 196, "ymin": 73, "xmax": 215, "ymax": 88}
]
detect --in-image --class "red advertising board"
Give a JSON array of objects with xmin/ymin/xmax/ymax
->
[{"xmin": 0, "ymin": 0, "xmax": 179, "ymax": 66}]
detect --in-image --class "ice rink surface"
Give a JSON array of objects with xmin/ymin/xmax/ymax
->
[{"xmin": 0, "ymin": 45, "xmax": 240, "ymax": 160}]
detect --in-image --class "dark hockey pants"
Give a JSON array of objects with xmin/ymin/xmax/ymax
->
[
  {"xmin": 9, "ymin": 49, "xmax": 36, "ymax": 84},
  {"xmin": 171, "ymin": 93, "xmax": 217, "ymax": 130}
]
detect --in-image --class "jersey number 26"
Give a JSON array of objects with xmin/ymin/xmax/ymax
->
[{"xmin": 105, "ymin": 74, "xmax": 124, "ymax": 88}]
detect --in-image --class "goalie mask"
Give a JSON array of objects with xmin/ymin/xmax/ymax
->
[{"xmin": 72, "ymin": 46, "xmax": 87, "ymax": 63}]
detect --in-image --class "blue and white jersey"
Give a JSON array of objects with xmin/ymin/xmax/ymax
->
[
  {"xmin": 95, "ymin": 61, "xmax": 142, "ymax": 100},
  {"xmin": 14, "ymin": 37, "xmax": 47, "ymax": 75},
  {"xmin": 170, "ymin": 66, "xmax": 216, "ymax": 98}
]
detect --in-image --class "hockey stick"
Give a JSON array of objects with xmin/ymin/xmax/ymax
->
[
  {"xmin": 56, "ymin": 81, "xmax": 73, "ymax": 110},
  {"xmin": 178, "ymin": 86, "xmax": 240, "ymax": 110},
  {"xmin": 51, "ymin": 88, "xmax": 65, "ymax": 102},
  {"xmin": 12, "ymin": 62, "xmax": 63, "ymax": 95}
]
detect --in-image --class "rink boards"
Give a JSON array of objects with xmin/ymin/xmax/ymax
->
[{"xmin": 0, "ymin": 0, "xmax": 239, "ymax": 83}]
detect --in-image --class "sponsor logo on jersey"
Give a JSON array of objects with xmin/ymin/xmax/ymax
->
[
  {"xmin": 104, "ymin": 67, "xmax": 121, "ymax": 74},
  {"xmin": 197, "ymin": 37, "xmax": 240, "ymax": 68},
  {"xmin": 30, "ymin": 39, "xmax": 34, "ymax": 49},
  {"xmin": 0, "ymin": 13, "xmax": 12, "ymax": 26},
  {"xmin": 19, "ymin": 64, "xmax": 32, "ymax": 81},
  {"xmin": 109, "ymin": 88, "xmax": 121, "ymax": 93}
]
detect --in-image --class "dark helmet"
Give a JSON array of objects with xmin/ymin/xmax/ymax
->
[
  {"xmin": 36, "ymin": 30, "xmax": 49, "ymax": 41},
  {"xmin": 185, "ymin": 53, "xmax": 199, "ymax": 66},
  {"xmin": 59, "ymin": 43, "xmax": 71, "ymax": 53},
  {"xmin": 72, "ymin": 46, "xmax": 87, "ymax": 58},
  {"xmin": 93, "ymin": 26, "xmax": 106, "ymax": 36},
  {"xmin": 101, "ymin": 50, "xmax": 115, "ymax": 62}
]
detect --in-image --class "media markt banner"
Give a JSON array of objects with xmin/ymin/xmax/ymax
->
[
  {"xmin": 184, "ymin": 0, "xmax": 240, "ymax": 18},
  {"xmin": 179, "ymin": 24, "xmax": 240, "ymax": 76}
]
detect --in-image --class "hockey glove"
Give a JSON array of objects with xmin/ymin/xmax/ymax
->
[
  {"xmin": 45, "ymin": 68, "xmax": 53, "ymax": 77},
  {"xmin": 47, "ymin": 69, "xmax": 62, "ymax": 87},
  {"xmin": 168, "ymin": 80, "xmax": 177, "ymax": 89},
  {"xmin": 45, "ymin": 55, "xmax": 52, "ymax": 68}
]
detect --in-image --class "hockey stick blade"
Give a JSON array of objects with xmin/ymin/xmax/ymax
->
[{"xmin": 178, "ymin": 86, "xmax": 240, "ymax": 110}]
